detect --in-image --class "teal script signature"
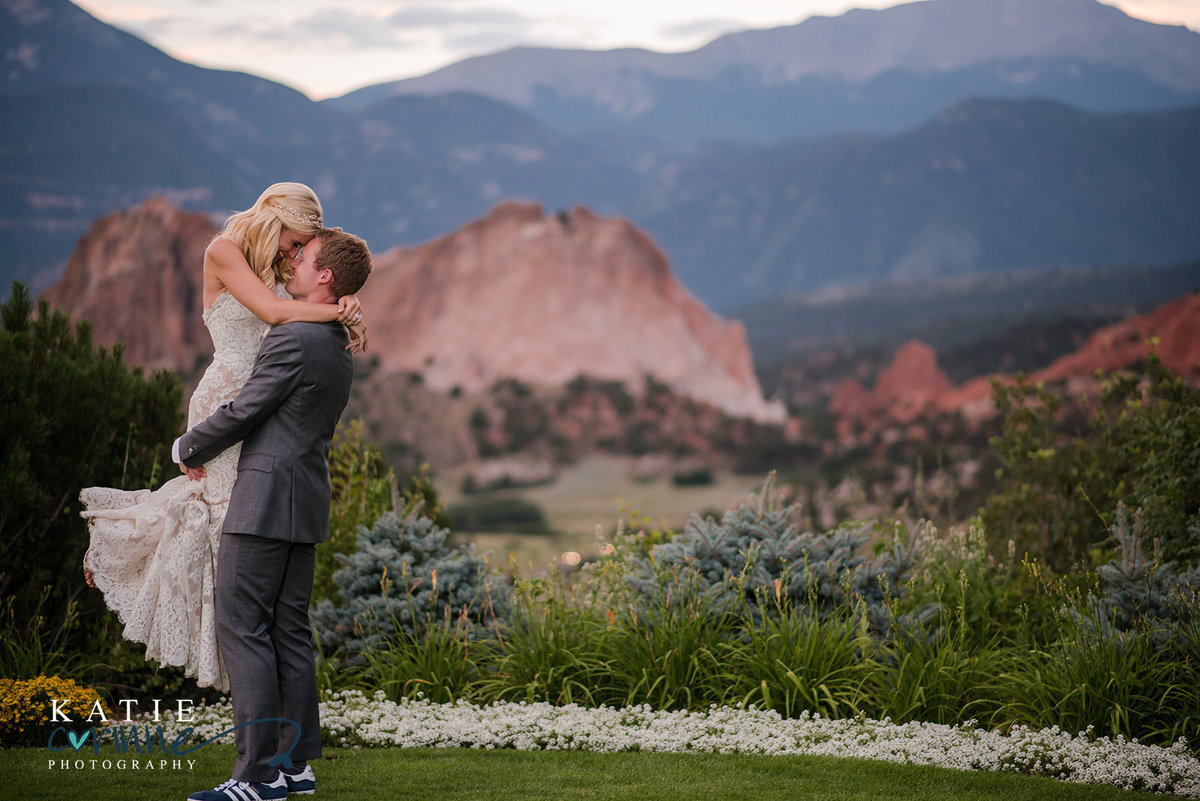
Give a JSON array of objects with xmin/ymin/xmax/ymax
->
[{"xmin": 48, "ymin": 718, "xmax": 300, "ymax": 768}]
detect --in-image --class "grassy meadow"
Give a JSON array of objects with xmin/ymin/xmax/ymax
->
[{"xmin": 441, "ymin": 455, "xmax": 764, "ymax": 571}]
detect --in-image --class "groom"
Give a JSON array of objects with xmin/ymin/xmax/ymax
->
[{"xmin": 177, "ymin": 228, "xmax": 372, "ymax": 801}]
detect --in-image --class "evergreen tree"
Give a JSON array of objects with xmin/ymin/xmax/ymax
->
[
  {"xmin": 319, "ymin": 419, "xmax": 451, "ymax": 603},
  {"xmin": 1084, "ymin": 502, "xmax": 1200, "ymax": 652},
  {"xmin": 0, "ymin": 283, "xmax": 182, "ymax": 650},
  {"xmin": 625, "ymin": 474, "xmax": 928, "ymax": 634},
  {"xmin": 312, "ymin": 502, "xmax": 512, "ymax": 660}
]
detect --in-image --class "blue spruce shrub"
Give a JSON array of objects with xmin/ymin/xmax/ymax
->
[
  {"xmin": 311, "ymin": 502, "xmax": 512, "ymax": 660},
  {"xmin": 625, "ymin": 474, "xmax": 929, "ymax": 634},
  {"xmin": 1083, "ymin": 502, "xmax": 1200, "ymax": 652}
]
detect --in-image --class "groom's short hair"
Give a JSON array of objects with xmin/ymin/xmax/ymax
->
[{"xmin": 315, "ymin": 228, "xmax": 372, "ymax": 298}]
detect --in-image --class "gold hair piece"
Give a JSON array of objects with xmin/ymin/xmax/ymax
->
[{"xmin": 269, "ymin": 201, "xmax": 322, "ymax": 228}]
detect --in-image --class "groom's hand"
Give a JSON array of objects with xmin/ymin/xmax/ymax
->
[{"xmin": 179, "ymin": 463, "xmax": 206, "ymax": 481}]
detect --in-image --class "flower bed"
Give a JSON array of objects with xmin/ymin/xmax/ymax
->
[
  {"xmin": 0, "ymin": 676, "xmax": 110, "ymax": 747},
  {"xmin": 172, "ymin": 691, "xmax": 1200, "ymax": 797}
]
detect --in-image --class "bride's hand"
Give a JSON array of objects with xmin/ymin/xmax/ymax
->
[
  {"xmin": 347, "ymin": 322, "xmax": 368, "ymax": 354},
  {"xmin": 179, "ymin": 463, "xmax": 206, "ymax": 481},
  {"xmin": 336, "ymin": 295, "xmax": 363, "ymax": 326}
]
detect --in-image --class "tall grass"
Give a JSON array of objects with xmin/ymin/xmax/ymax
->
[
  {"xmin": 729, "ymin": 600, "xmax": 876, "ymax": 719},
  {"xmin": 0, "ymin": 585, "xmax": 83, "ymax": 679},
  {"xmin": 602, "ymin": 600, "xmax": 733, "ymax": 710},
  {"xmin": 997, "ymin": 610, "xmax": 1200, "ymax": 744},
  {"xmin": 351, "ymin": 612, "xmax": 486, "ymax": 704},
  {"xmin": 474, "ymin": 577, "xmax": 609, "ymax": 706},
  {"xmin": 874, "ymin": 627, "xmax": 1007, "ymax": 727}
]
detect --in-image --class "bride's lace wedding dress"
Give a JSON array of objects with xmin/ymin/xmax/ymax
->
[{"xmin": 81, "ymin": 290, "xmax": 274, "ymax": 692}]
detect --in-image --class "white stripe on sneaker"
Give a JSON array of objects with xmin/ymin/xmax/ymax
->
[{"xmin": 228, "ymin": 786, "xmax": 254, "ymax": 801}]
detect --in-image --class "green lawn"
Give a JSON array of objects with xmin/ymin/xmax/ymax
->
[{"xmin": 0, "ymin": 744, "xmax": 1171, "ymax": 801}]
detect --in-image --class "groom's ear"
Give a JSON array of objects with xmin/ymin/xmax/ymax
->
[{"xmin": 316, "ymin": 267, "xmax": 334, "ymax": 286}]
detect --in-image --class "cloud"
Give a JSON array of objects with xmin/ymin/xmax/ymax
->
[
  {"xmin": 257, "ymin": 10, "xmax": 413, "ymax": 49},
  {"xmin": 384, "ymin": 4, "xmax": 553, "ymax": 54},
  {"xmin": 444, "ymin": 28, "xmax": 542, "ymax": 52},
  {"xmin": 230, "ymin": 4, "xmax": 545, "ymax": 53},
  {"xmin": 104, "ymin": 3, "xmax": 439, "ymax": 53},
  {"xmin": 657, "ymin": 16, "xmax": 753, "ymax": 42},
  {"xmin": 386, "ymin": 5, "xmax": 533, "ymax": 28},
  {"xmin": 106, "ymin": 11, "xmax": 188, "ymax": 41}
]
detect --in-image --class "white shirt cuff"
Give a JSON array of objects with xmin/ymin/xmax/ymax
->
[{"xmin": 172, "ymin": 437, "xmax": 182, "ymax": 465}]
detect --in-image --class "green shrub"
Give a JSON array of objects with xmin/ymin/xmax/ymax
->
[
  {"xmin": 348, "ymin": 612, "xmax": 490, "ymax": 704},
  {"xmin": 600, "ymin": 574, "xmax": 737, "ymax": 710},
  {"xmin": 0, "ymin": 282, "xmax": 182, "ymax": 689},
  {"xmin": 874, "ymin": 611, "xmax": 1008, "ymax": 728},
  {"xmin": 448, "ymin": 497, "xmax": 553, "ymax": 534},
  {"xmin": 1084, "ymin": 502, "xmax": 1200, "ymax": 652},
  {"xmin": 997, "ymin": 615, "xmax": 1200, "ymax": 747},
  {"xmin": 0, "ymin": 588, "xmax": 82, "ymax": 680},
  {"xmin": 311, "ymin": 503, "xmax": 513, "ymax": 661},
  {"xmin": 982, "ymin": 351, "xmax": 1200, "ymax": 569},
  {"xmin": 897, "ymin": 522, "xmax": 1057, "ymax": 648},
  {"xmin": 319, "ymin": 419, "xmax": 397, "ymax": 603},
  {"xmin": 671, "ymin": 466, "xmax": 714, "ymax": 486},
  {"xmin": 623, "ymin": 474, "xmax": 930, "ymax": 635}
]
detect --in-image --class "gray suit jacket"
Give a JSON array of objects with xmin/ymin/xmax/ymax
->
[{"xmin": 179, "ymin": 321, "xmax": 352, "ymax": 544}]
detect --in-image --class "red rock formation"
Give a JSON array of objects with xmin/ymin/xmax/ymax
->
[
  {"xmin": 833, "ymin": 293, "xmax": 1199, "ymax": 432},
  {"xmin": 43, "ymin": 197, "xmax": 216, "ymax": 371},
  {"xmin": 932, "ymin": 376, "xmax": 1000, "ymax": 427},
  {"xmin": 44, "ymin": 198, "xmax": 784, "ymax": 423},
  {"xmin": 361, "ymin": 201, "xmax": 784, "ymax": 422},
  {"xmin": 829, "ymin": 340, "xmax": 955, "ymax": 424},
  {"xmin": 871, "ymin": 341, "xmax": 952, "ymax": 423},
  {"xmin": 829, "ymin": 378, "xmax": 871, "ymax": 419},
  {"xmin": 1032, "ymin": 293, "xmax": 1200, "ymax": 384}
]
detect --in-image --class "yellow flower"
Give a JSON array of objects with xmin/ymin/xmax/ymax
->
[{"xmin": 0, "ymin": 676, "xmax": 110, "ymax": 747}]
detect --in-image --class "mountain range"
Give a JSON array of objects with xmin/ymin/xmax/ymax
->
[
  {"xmin": 739, "ymin": 260, "xmax": 1200, "ymax": 365},
  {"xmin": 336, "ymin": 0, "xmax": 1200, "ymax": 140},
  {"xmin": 3, "ymin": 0, "xmax": 1199, "ymax": 313},
  {"xmin": 648, "ymin": 98, "xmax": 1200, "ymax": 306}
]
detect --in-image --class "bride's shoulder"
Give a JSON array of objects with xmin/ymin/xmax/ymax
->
[
  {"xmin": 205, "ymin": 237, "xmax": 241, "ymax": 261},
  {"xmin": 204, "ymin": 238, "xmax": 255, "ymax": 283}
]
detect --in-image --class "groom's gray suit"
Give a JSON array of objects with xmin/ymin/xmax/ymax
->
[{"xmin": 179, "ymin": 319, "xmax": 352, "ymax": 781}]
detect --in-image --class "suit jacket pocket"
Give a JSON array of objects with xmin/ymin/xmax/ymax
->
[{"xmin": 237, "ymin": 453, "xmax": 276, "ymax": 473}]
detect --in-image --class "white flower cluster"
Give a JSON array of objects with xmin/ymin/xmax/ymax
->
[{"xmin": 167, "ymin": 692, "xmax": 1200, "ymax": 797}]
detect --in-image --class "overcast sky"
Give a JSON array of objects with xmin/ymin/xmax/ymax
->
[{"xmin": 75, "ymin": 0, "xmax": 1200, "ymax": 100}]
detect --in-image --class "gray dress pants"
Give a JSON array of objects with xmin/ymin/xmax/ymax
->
[{"xmin": 216, "ymin": 532, "xmax": 322, "ymax": 781}]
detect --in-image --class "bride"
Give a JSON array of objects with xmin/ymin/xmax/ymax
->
[{"xmin": 81, "ymin": 182, "xmax": 366, "ymax": 691}]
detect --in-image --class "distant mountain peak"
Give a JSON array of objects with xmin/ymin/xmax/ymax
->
[
  {"xmin": 694, "ymin": 0, "xmax": 1199, "ymax": 88},
  {"xmin": 336, "ymin": 0, "xmax": 1200, "ymax": 118}
]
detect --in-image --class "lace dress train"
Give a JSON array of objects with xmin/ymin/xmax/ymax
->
[{"xmin": 81, "ymin": 292, "xmax": 270, "ymax": 692}]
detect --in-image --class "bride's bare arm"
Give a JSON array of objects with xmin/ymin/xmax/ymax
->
[{"xmin": 206, "ymin": 239, "xmax": 360, "ymax": 326}]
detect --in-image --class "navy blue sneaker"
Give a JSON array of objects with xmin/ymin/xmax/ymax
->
[
  {"xmin": 187, "ymin": 773, "xmax": 288, "ymax": 800},
  {"xmin": 282, "ymin": 765, "xmax": 316, "ymax": 795}
]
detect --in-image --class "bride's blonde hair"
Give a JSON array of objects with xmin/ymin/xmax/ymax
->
[{"xmin": 217, "ymin": 182, "xmax": 323, "ymax": 288}]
